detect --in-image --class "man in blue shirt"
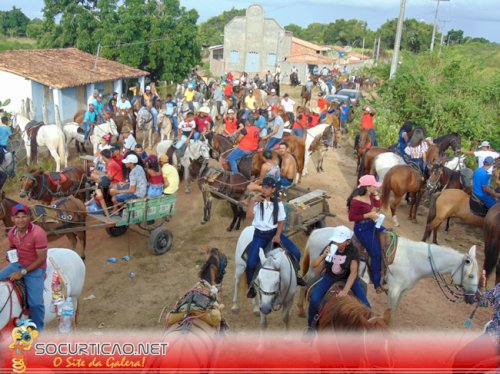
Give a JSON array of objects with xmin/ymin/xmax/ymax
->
[
  {"xmin": 83, "ymin": 103, "xmax": 97, "ymax": 146},
  {"xmin": 472, "ymin": 157, "xmax": 499, "ymax": 209},
  {"xmin": 93, "ymin": 94, "xmax": 105, "ymax": 124},
  {"xmin": 263, "ymin": 106, "xmax": 284, "ymax": 151},
  {"xmin": 252, "ymin": 110, "xmax": 268, "ymax": 137},
  {"xmin": 164, "ymin": 94, "xmax": 178, "ymax": 140},
  {"xmin": 0, "ymin": 115, "xmax": 12, "ymax": 165},
  {"xmin": 339, "ymin": 102, "xmax": 349, "ymax": 133}
]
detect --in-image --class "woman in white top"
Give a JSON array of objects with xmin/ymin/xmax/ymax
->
[
  {"xmin": 404, "ymin": 128, "xmax": 428, "ymax": 175},
  {"xmin": 245, "ymin": 177, "xmax": 306, "ymax": 298}
]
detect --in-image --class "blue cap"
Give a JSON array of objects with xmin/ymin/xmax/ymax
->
[{"xmin": 483, "ymin": 156, "xmax": 494, "ymax": 166}]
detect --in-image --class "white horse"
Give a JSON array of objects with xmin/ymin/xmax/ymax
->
[
  {"xmin": 136, "ymin": 107, "xmax": 154, "ymax": 150},
  {"xmin": 11, "ymin": 114, "xmax": 67, "ymax": 171},
  {"xmin": 444, "ymin": 155, "xmax": 467, "ymax": 170},
  {"xmin": 318, "ymin": 78, "xmax": 330, "ymax": 95},
  {"xmin": 157, "ymin": 110, "xmax": 174, "ymax": 142},
  {"xmin": 232, "ymin": 226, "xmax": 297, "ymax": 330},
  {"xmin": 303, "ymin": 124, "xmax": 331, "ymax": 176},
  {"xmin": 374, "ymin": 152, "xmax": 406, "ymax": 182},
  {"xmin": 63, "ymin": 120, "xmax": 119, "ymax": 155},
  {"xmin": 300, "ymin": 228, "xmax": 479, "ymax": 312},
  {"xmin": 0, "ymin": 248, "xmax": 86, "ymax": 332}
]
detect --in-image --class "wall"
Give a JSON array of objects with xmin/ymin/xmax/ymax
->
[
  {"xmin": 60, "ymin": 86, "xmax": 79, "ymax": 123},
  {"xmin": 210, "ymin": 59, "xmax": 225, "ymax": 78},
  {"xmin": 0, "ymin": 71, "xmax": 32, "ymax": 115},
  {"xmin": 31, "ymin": 81, "xmax": 55, "ymax": 123}
]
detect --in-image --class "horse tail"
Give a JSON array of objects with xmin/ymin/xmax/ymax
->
[
  {"xmin": 483, "ymin": 205, "xmax": 500, "ymax": 279},
  {"xmin": 380, "ymin": 170, "xmax": 393, "ymax": 212},
  {"xmin": 301, "ymin": 245, "xmax": 310, "ymax": 278},
  {"xmin": 357, "ymin": 150, "xmax": 367, "ymax": 180}
]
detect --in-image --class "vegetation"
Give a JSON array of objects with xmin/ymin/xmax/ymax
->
[
  {"xmin": 0, "ymin": 7, "xmax": 30, "ymax": 37},
  {"xmin": 198, "ymin": 8, "xmax": 245, "ymax": 47},
  {"xmin": 362, "ymin": 43, "xmax": 500, "ymax": 150},
  {"xmin": 0, "ymin": 36, "xmax": 35, "ymax": 51}
]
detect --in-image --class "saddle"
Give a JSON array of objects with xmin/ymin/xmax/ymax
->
[
  {"xmin": 165, "ymin": 280, "xmax": 223, "ymax": 329},
  {"xmin": 469, "ymin": 194, "xmax": 488, "ymax": 217},
  {"xmin": 352, "ymin": 230, "xmax": 399, "ymax": 288},
  {"xmin": 25, "ymin": 120, "xmax": 43, "ymax": 133},
  {"xmin": 47, "ymin": 171, "xmax": 69, "ymax": 186},
  {"xmin": 241, "ymin": 240, "xmax": 274, "ymax": 263},
  {"xmin": 76, "ymin": 127, "xmax": 85, "ymax": 135},
  {"xmin": 11, "ymin": 280, "xmax": 28, "ymax": 311}
]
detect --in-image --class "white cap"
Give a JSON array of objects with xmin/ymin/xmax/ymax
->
[
  {"xmin": 227, "ymin": 109, "xmax": 235, "ymax": 114},
  {"xmin": 122, "ymin": 154, "xmax": 138, "ymax": 164},
  {"xmin": 271, "ymin": 89, "xmax": 276, "ymax": 93},
  {"xmin": 199, "ymin": 106, "xmax": 210, "ymax": 114},
  {"xmin": 328, "ymin": 225, "xmax": 353, "ymax": 244},
  {"xmin": 479, "ymin": 141, "xmax": 490, "ymax": 148},
  {"xmin": 145, "ymin": 85, "xmax": 151, "ymax": 90}
]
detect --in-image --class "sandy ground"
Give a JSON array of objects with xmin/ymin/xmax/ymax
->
[{"xmin": 1, "ymin": 137, "xmax": 490, "ymax": 335}]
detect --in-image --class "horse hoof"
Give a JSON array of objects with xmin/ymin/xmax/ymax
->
[
  {"xmin": 200, "ymin": 221, "xmax": 207, "ymax": 225},
  {"xmin": 253, "ymin": 309, "xmax": 260, "ymax": 317},
  {"xmin": 231, "ymin": 306, "xmax": 239, "ymax": 315},
  {"xmin": 226, "ymin": 226, "xmax": 233, "ymax": 232}
]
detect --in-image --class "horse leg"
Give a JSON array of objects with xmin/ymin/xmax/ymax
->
[
  {"xmin": 231, "ymin": 264, "xmax": 244, "ymax": 314},
  {"xmin": 48, "ymin": 146, "xmax": 62, "ymax": 172},
  {"xmin": 66, "ymin": 233, "xmax": 78, "ymax": 255},
  {"xmin": 411, "ymin": 191, "xmax": 424, "ymax": 223},
  {"xmin": 227, "ymin": 203, "xmax": 238, "ymax": 232},
  {"xmin": 235, "ymin": 206, "xmax": 245, "ymax": 230},
  {"xmin": 390, "ymin": 194, "xmax": 403, "ymax": 227},
  {"xmin": 444, "ymin": 217, "xmax": 451, "ymax": 233},
  {"xmin": 297, "ymin": 287, "xmax": 307, "ymax": 318},
  {"xmin": 253, "ymin": 296, "xmax": 260, "ymax": 316},
  {"xmin": 184, "ymin": 165, "xmax": 191, "ymax": 193}
]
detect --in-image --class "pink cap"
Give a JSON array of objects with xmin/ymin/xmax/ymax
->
[{"xmin": 358, "ymin": 175, "xmax": 381, "ymax": 188}]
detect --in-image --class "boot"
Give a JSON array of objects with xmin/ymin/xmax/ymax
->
[
  {"xmin": 246, "ymin": 264, "xmax": 261, "ymax": 298},
  {"xmin": 288, "ymin": 253, "xmax": 307, "ymax": 287}
]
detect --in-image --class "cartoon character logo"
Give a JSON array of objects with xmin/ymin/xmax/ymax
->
[
  {"xmin": 9, "ymin": 319, "xmax": 38, "ymax": 374},
  {"xmin": 331, "ymin": 254, "xmax": 346, "ymax": 274}
]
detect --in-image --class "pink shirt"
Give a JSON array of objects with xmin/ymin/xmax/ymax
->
[{"xmin": 8, "ymin": 223, "xmax": 48, "ymax": 270}]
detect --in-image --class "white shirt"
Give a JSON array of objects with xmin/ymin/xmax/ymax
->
[
  {"xmin": 179, "ymin": 120, "xmax": 195, "ymax": 133},
  {"xmin": 123, "ymin": 134, "xmax": 137, "ymax": 151},
  {"xmin": 473, "ymin": 150, "xmax": 499, "ymax": 168},
  {"xmin": 281, "ymin": 98, "xmax": 295, "ymax": 113},
  {"xmin": 117, "ymin": 100, "xmax": 132, "ymax": 110},
  {"xmin": 252, "ymin": 201, "xmax": 286, "ymax": 231}
]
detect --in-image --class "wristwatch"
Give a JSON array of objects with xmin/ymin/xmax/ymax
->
[{"xmin": 21, "ymin": 269, "xmax": 27, "ymax": 276}]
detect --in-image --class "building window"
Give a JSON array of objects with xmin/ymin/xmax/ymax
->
[
  {"xmin": 267, "ymin": 53, "xmax": 277, "ymax": 67},
  {"xmin": 230, "ymin": 50, "xmax": 239, "ymax": 63}
]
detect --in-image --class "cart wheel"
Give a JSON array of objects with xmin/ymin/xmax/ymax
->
[
  {"xmin": 305, "ymin": 218, "xmax": 326, "ymax": 235},
  {"xmin": 106, "ymin": 226, "xmax": 128, "ymax": 237},
  {"xmin": 149, "ymin": 227, "xmax": 173, "ymax": 255}
]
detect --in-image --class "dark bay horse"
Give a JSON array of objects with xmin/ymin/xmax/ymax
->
[
  {"xmin": 0, "ymin": 193, "xmax": 88, "ymax": 259},
  {"xmin": 426, "ymin": 162, "xmax": 471, "ymax": 196},
  {"xmin": 421, "ymin": 189, "xmax": 484, "ymax": 244},
  {"xmin": 356, "ymin": 129, "xmax": 372, "ymax": 171},
  {"xmin": 433, "ymin": 133, "xmax": 461, "ymax": 155},
  {"xmin": 210, "ymin": 133, "xmax": 234, "ymax": 161},
  {"xmin": 381, "ymin": 165, "xmax": 425, "ymax": 226},
  {"xmin": 19, "ymin": 166, "xmax": 87, "ymax": 205},
  {"xmin": 483, "ymin": 203, "xmax": 500, "ymax": 286},
  {"xmin": 300, "ymin": 86, "xmax": 311, "ymax": 106},
  {"xmin": 189, "ymin": 157, "xmax": 249, "ymax": 231}
]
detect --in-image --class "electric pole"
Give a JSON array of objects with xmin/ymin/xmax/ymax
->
[
  {"xmin": 430, "ymin": 0, "xmax": 450, "ymax": 52},
  {"xmin": 438, "ymin": 19, "xmax": 451, "ymax": 56},
  {"xmin": 390, "ymin": 0, "xmax": 407, "ymax": 79}
]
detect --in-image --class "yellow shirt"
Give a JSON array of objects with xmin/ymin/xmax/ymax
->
[
  {"xmin": 184, "ymin": 89, "xmax": 195, "ymax": 102},
  {"xmin": 245, "ymin": 96, "xmax": 257, "ymax": 110},
  {"xmin": 162, "ymin": 164, "xmax": 179, "ymax": 194}
]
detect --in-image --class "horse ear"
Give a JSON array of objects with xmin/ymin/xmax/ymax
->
[
  {"xmin": 383, "ymin": 308, "xmax": 392, "ymax": 325},
  {"xmin": 468, "ymin": 245, "xmax": 476, "ymax": 258},
  {"xmin": 258, "ymin": 247, "xmax": 266, "ymax": 265}
]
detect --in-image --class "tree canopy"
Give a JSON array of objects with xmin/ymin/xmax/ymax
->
[
  {"xmin": 0, "ymin": 7, "xmax": 30, "ymax": 37},
  {"xmin": 197, "ymin": 8, "xmax": 245, "ymax": 47}
]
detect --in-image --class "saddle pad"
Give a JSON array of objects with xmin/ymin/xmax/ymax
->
[
  {"xmin": 11, "ymin": 280, "xmax": 28, "ymax": 310},
  {"xmin": 469, "ymin": 196, "xmax": 488, "ymax": 217},
  {"xmin": 48, "ymin": 172, "xmax": 68, "ymax": 185}
]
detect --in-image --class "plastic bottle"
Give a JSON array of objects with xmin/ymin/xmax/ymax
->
[
  {"xmin": 51, "ymin": 272, "xmax": 63, "ymax": 313},
  {"xmin": 58, "ymin": 297, "xmax": 74, "ymax": 334}
]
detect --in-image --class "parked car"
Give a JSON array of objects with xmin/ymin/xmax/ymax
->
[
  {"xmin": 337, "ymin": 89, "xmax": 363, "ymax": 106},
  {"xmin": 325, "ymin": 94, "xmax": 350, "ymax": 105}
]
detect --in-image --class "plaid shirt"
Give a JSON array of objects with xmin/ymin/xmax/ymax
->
[{"xmin": 479, "ymin": 283, "xmax": 500, "ymax": 337}]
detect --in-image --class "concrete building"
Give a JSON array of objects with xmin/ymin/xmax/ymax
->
[{"xmin": 0, "ymin": 48, "xmax": 148, "ymax": 123}]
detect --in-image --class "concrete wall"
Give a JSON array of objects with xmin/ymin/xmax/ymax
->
[{"xmin": 0, "ymin": 71, "xmax": 32, "ymax": 115}]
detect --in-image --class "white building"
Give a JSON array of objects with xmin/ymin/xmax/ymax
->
[{"xmin": 0, "ymin": 48, "xmax": 149, "ymax": 123}]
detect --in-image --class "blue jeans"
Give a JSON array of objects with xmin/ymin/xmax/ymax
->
[
  {"xmin": 292, "ymin": 128, "xmax": 304, "ymax": 137},
  {"xmin": 193, "ymin": 131, "xmax": 201, "ymax": 141},
  {"xmin": 227, "ymin": 147, "xmax": 251, "ymax": 173},
  {"xmin": 226, "ymin": 95, "xmax": 237, "ymax": 109},
  {"xmin": 410, "ymin": 157, "xmax": 425, "ymax": 174},
  {"xmin": 245, "ymin": 228, "xmax": 301, "ymax": 287},
  {"xmin": 340, "ymin": 118, "xmax": 348, "ymax": 130},
  {"xmin": 169, "ymin": 116, "xmax": 179, "ymax": 140},
  {"xmin": 265, "ymin": 137, "xmax": 281, "ymax": 151},
  {"xmin": 83, "ymin": 121, "xmax": 91, "ymax": 142},
  {"xmin": 147, "ymin": 184, "xmax": 163, "ymax": 198},
  {"xmin": 354, "ymin": 220, "xmax": 385, "ymax": 289},
  {"xmin": 308, "ymin": 273, "xmax": 370, "ymax": 327},
  {"xmin": 175, "ymin": 134, "xmax": 192, "ymax": 149},
  {"xmin": 367, "ymin": 128, "xmax": 378, "ymax": 147},
  {"xmin": 150, "ymin": 107, "xmax": 158, "ymax": 130},
  {"xmin": 0, "ymin": 263, "xmax": 46, "ymax": 332}
]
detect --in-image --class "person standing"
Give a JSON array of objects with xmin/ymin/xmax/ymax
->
[
  {"xmin": 361, "ymin": 106, "xmax": 378, "ymax": 146},
  {"xmin": 347, "ymin": 175, "xmax": 387, "ymax": 294},
  {"xmin": 0, "ymin": 204, "xmax": 48, "ymax": 331},
  {"xmin": 212, "ymin": 83, "xmax": 223, "ymax": 118},
  {"xmin": 463, "ymin": 141, "xmax": 499, "ymax": 169},
  {"xmin": 339, "ymin": 101, "xmax": 349, "ymax": 133},
  {"xmin": 0, "ymin": 115, "xmax": 12, "ymax": 164},
  {"xmin": 472, "ymin": 157, "xmax": 499, "ymax": 209}
]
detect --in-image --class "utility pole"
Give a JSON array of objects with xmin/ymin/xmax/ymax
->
[
  {"xmin": 93, "ymin": 44, "xmax": 101, "ymax": 70},
  {"xmin": 376, "ymin": 37, "xmax": 381, "ymax": 63},
  {"xmin": 430, "ymin": 0, "xmax": 450, "ymax": 52},
  {"xmin": 372, "ymin": 38, "xmax": 377, "ymax": 60},
  {"xmin": 390, "ymin": 0, "xmax": 407, "ymax": 79},
  {"xmin": 438, "ymin": 19, "xmax": 451, "ymax": 56}
]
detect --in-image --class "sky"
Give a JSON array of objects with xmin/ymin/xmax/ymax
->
[{"xmin": 2, "ymin": 0, "xmax": 499, "ymax": 42}]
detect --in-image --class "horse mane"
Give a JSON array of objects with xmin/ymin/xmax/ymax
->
[
  {"xmin": 198, "ymin": 248, "xmax": 220, "ymax": 284},
  {"xmin": 319, "ymin": 296, "xmax": 376, "ymax": 331}
]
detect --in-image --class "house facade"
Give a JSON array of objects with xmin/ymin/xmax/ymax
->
[{"xmin": 0, "ymin": 48, "xmax": 149, "ymax": 124}]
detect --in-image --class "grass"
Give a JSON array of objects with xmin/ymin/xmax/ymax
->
[{"xmin": 0, "ymin": 36, "xmax": 36, "ymax": 51}]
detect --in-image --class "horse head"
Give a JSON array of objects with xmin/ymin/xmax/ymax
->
[
  {"xmin": 459, "ymin": 245, "xmax": 479, "ymax": 304},
  {"xmin": 426, "ymin": 162, "xmax": 445, "ymax": 194},
  {"xmin": 450, "ymin": 133, "xmax": 462, "ymax": 153},
  {"xmin": 198, "ymin": 248, "xmax": 227, "ymax": 286},
  {"xmin": 19, "ymin": 167, "xmax": 41, "ymax": 199},
  {"xmin": 107, "ymin": 118, "xmax": 119, "ymax": 138}
]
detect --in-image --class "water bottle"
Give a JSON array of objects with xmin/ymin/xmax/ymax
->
[
  {"xmin": 375, "ymin": 213, "xmax": 385, "ymax": 229},
  {"xmin": 58, "ymin": 297, "xmax": 74, "ymax": 334}
]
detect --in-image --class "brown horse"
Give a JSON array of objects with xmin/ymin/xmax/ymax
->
[
  {"xmin": 19, "ymin": 166, "xmax": 87, "ymax": 205},
  {"xmin": 483, "ymin": 203, "xmax": 500, "ymax": 286},
  {"xmin": 155, "ymin": 248, "xmax": 227, "ymax": 370},
  {"xmin": 189, "ymin": 157, "xmax": 249, "ymax": 231},
  {"xmin": 300, "ymin": 86, "xmax": 311, "ymax": 106},
  {"xmin": 421, "ymin": 189, "xmax": 484, "ymax": 244},
  {"xmin": 381, "ymin": 165, "xmax": 425, "ymax": 226},
  {"xmin": 318, "ymin": 283, "xmax": 391, "ymax": 331},
  {"xmin": 426, "ymin": 162, "xmax": 471, "ymax": 196},
  {"xmin": 0, "ymin": 193, "xmax": 87, "ymax": 259},
  {"xmin": 356, "ymin": 129, "xmax": 372, "ymax": 171},
  {"xmin": 210, "ymin": 133, "xmax": 234, "ymax": 161}
]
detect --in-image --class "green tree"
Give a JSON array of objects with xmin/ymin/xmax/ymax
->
[
  {"xmin": 301, "ymin": 23, "xmax": 328, "ymax": 44},
  {"xmin": 198, "ymin": 8, "xmax": 245, "ymax": 46},
  {"xmin": 377, "ymin": 18, "xmax": 435, "ymax": 53},
  {"xmin": 284, "ymin": 23, "xmax": 304, "ymax": 38},
  {"xmin": 0, "ymin": 7, "xmax": 31, "ymax": 36},
  {"xmin": 446, "ymin": 29, "xmax": 464, "ymax": 45}
]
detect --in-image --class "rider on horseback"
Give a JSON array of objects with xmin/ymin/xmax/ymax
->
[
  {"xmin": 246, "ymin": 177, "xmax": 307, "ymax": 299},
  {"xmin": 83, "ymin": 103, "xmax": 97, "ymax": 146},
  {"xmin": 472, "ymin": 157, "xmax": 499, "ymax": 209},
  {"xmin": 0, "ymin": 115, "xmax": 12, "ymax": 165}
]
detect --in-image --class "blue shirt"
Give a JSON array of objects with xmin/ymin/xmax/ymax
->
[
  {"xmin": 397, "ymin": 129, "xmax": 408, "ymax": 155},
  {"xmin": 472, "ymin": 167, "xmax": 491, "ymax": 198},
  {"xmin": 254, "ymin": 115, "xmax": 267, "ymax": 130},
  {"xmin": 84, "ymin": 110, "xmax": 97, "ymax": 123},
  {"xmin": 93, "ymin": 100, "xmax": 104, "ymax": 115},
  {"xmin": 340, "ymin": 105, "xmax": 349, "ymax": 120},
  {"xmin": 165, "ymin": 101, "xmax": 177, "ymax": 116},
  {"xmin": 272, "ymin": 116, "xmax": 284, "ymax": 139},
  {"xmin": 0, "ymin": 124, "xmax": 12, "ymax": 146}
]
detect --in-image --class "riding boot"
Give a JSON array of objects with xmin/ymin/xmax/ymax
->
[
  {"xmin": 287, "ymin": 252, "xmax": 307, "ymax": 287},
  {"xmin": 246, "ymin": 264, "xmax": 261, "ymax": 298}
]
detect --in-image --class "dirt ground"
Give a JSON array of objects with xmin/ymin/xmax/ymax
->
[{"xmin": 0, "ymin": 89, "xmax": 491, "ymax": 335}]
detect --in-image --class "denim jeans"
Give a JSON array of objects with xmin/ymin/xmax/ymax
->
[
  {"xmin": 245, "ymin": 228, "xmax": 301, "ymax": 287},
  {"xmin": 292, "ymin": 128, "xmax": 304, "ymax": 137},
  {"xmin": 227, "ymin": 147, "xmax": 251, "ymax": 173},
  {"xmin": 193, "ymin": 131, "xmax": 201, "ymax": 141},
  {"xmin": 367, "ymin": 128, "xmax": 378, "ymax": 146},
  {"xmin": 175, "ymin": 134, "xmax": 193, "ymax": 149},
  {"xmin": 265, "ymin": 137, "xmax": 281, "ymax": 151},
  {"xmin": 0, "ymin": 263, "xmax": 46, "ymax": 331},
  {"xmin": 308, "ymin": 273, "xmax": 370, "ymax": 327},
  {"xmin": 169, "ymin": 116, "xmax": 179, "ymax": 140},
  {"xmin": 83, "ymin": 121, "xmax": 91, "ymax": 142},
  {"xmin": 147, "ymin": 184, "xmax": 164, "ymax": 198},
  {"xmin": 150, "ymin": 107, "xmax": 158, "ymax": 130},
  {"xmin": 354, "ymin": 220, "xmax": 385, "ymax": 289}
]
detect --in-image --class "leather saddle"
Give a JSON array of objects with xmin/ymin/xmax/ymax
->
[
  {"xmin": 469, "ymin": 194, "xmax": 488, "ymax": 217},
  {"xmin": 11, "ymin": 280, "xmax": 28, "ymax": 310}
]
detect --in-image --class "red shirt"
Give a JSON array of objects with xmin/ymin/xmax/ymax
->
[
  {"xmin": 8, "ymin": 223, "xmax": 48, "ymax": 270},
  {"xmin": 293, "ymin": 113, "xmax": 308, "ymax": 130},
  {"xmin": 307, "ymin": 114, "xmax": 320, "ymax": 128},
  {"xmin": 224, "ymin": 84, "xmax": 233, "ymax": 97},
  {"xmin": 194, "ymin": 115, "xmax": 213, "ymax": 133},
  {"xmin": 318, "ymin": 97, "xmax": 328, "ymax": 112},
  {"xmin": 224, "ymin": 117, "xmax": 237, "ymax": 135},
  {"xmin": 348, "ymin": 195, "xmax": 381, "ymax": 222},
  {"xmin": 361, "ymin": 113, "xmax": 374, "ymax": 129},
  {"xmin": 238, "ymin": 126, "xmax": 260, "ymax": 152},
  {"xmin": 107, "ymin": 158, "xmax": 124, "ymax": 183}
]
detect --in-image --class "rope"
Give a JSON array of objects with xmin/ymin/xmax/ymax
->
[{"xmin": 427, "ymin": 244, "xmax": 465, "ymax": 303}]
